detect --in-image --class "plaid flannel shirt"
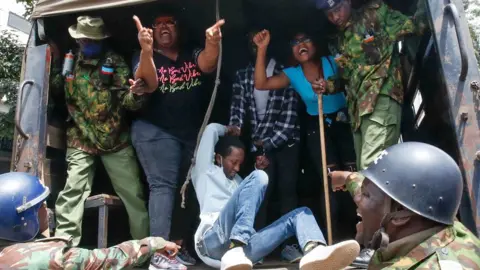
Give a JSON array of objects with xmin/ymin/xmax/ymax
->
[{"xmin": 229, "ymin": 61, "xmax": 300, "ymax": 152}]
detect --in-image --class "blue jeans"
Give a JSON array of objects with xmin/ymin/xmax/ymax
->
[
  {"xmin": 201, "ymin": 170, "xmax": 326, "ymax": 263},
  {"xmin": 131, "ymin": 119, "xmax": 194, "ymax": 239}
]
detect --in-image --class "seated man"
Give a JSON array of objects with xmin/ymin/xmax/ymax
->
[
  {"xmin": 191, "ymin": 123, "xmax": 360, "ymax": 270},
  {"xmin": 0, "ymin": 172, "xmax": 179, "ymax": 269}
]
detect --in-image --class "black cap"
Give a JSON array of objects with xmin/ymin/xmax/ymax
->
[{"xmin": 315, "ymin": 0, "xmax": 345, "ymax": 10}]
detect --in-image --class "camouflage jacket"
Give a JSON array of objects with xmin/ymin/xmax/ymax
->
[
  {"xmin": 328, "ymin": 0, "xmax": 427, "ymax": 131},
  {"xmin": 345, "ymin": 173, "xmax": 480, "ymax": 270},
  {"xmin": 51, "ymin": 50, "xmax": 144, "ymax": 155},
  {"xmin": 0, "ymin": 236, "xmax": 166, "ymax": 270}
]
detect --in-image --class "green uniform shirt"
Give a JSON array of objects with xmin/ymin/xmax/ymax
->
[
  {"xmin": 0, "ymin": 236, "xmax": 166, "ymax": 269},
  {"xmin": 51, "ymin": 50, "xmax": 144, "ymax": 155},
  {"xmin": 329, "ymin": 0, "xmax": 427, "ymax": 131},
  {"xmin": 369, "ymin": 222, "xmax": 480, "ymax": 270},
  {"xmin": 345, "ymin": 173, "xmax": 480, "ymax": 270}
]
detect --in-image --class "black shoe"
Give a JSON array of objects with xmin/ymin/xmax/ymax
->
[{"xmin": 350, "ymin": 248, "xmax": 374, "ymax": 269}]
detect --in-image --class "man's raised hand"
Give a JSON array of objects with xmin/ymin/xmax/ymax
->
[
  {"xmin": 133, "ymin": 15, "xmax": 153, "ymax": 53},
  {"xmin": 206, "ymin": 19, "xmax": 225, "ymax": 45},
  {"xmin": 129, "ymin": 78, "xmax": 148, "ymax": 96}
]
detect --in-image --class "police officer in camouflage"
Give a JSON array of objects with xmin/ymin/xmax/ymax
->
[
  {"xmin": 50, "ymin": 15, "xmax": 158, "ymax": 246},
  {"xmin": 314, "ymin": 0, "xmax": 427, "ymax": 170},
  {"xmin": 0, "ymin": 172, "xmax": 181, "ymax": 269},
  {"xmin": 330, "ymin": 142, "xmax": 480, "ymax": 270}
]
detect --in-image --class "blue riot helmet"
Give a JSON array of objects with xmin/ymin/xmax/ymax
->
[{"xmin": 0, "ymin": 172, "xmax": 50, "ymax": 242}]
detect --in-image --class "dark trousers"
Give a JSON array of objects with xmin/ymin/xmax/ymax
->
[
  {"xmin": 131, "ymin": 119, "xmax": 198, "ymax": 240},
  {"xmin": 305, "ymin": 112, "xmax": 357, "ymax": 239},
  {"xmin": 255, "ymin": 140, "xmax": 300, "ymax": 234}
]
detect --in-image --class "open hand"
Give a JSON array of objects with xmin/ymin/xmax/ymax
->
[
  {"xmin": 156, "ymin": 241, "xmax": 181, "ymax": 258},
  {"xmin": 134, "ymin": 15, "xmax": 154, "ymax": 53},
  {"xmin": 206, "ymin": 19, "xmax": 225, "ymax": 45},
  {"xmin": 129, "ymin": 78, "xmax": 149, "ymax": 95},
  {"xmin": 311, "ymin": 78, "xmax": 326, "ymax": 95},
  {"xmin": 253, "ymin": 30, "xmax": 271, "ymax": 49}
]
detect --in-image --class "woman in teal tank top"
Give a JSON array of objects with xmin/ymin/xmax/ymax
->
[{"xmin": 253, "ymin": 31, "xmax": 357, "ymax": 235}]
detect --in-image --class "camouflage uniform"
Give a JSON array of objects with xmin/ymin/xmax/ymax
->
[
  {"xmin": 51, "ymin": 50, "xmax": 149, "ymax": 246},
  {"xmin": 0, "ymin": 236, "xmax": 166, "ymax": 269},
  {"xmin": 344, "ymin": 172, "xmax": 480, "ymax": 270},
  {"xmin": 326, "ymin": 0, "xmax": 427, "ymax": 169}
]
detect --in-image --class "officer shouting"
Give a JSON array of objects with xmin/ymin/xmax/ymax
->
[{"xmin": 330, "ymin": 142, "xmax": 480, "ymax": 269}]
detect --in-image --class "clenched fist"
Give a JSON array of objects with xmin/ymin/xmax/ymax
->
[{"xmin": 253, "ymin": 30, "xmax": 271, "ymax": 49}]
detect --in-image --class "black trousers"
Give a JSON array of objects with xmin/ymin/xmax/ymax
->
[
  {"xmin": 305, "ymin": 112, "xmax": 357, "ymax": 239},
  {"xmin": 255, "ymin": 140, "xmax": 300, "ymax": 233}
]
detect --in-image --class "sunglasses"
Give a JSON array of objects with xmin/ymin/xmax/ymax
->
[
  {"xmin": 290, "ymin": 37, "xmax": 312, "ymax": 47},
  {"xmin": 152, "ymin": 18, "xmax": 177, "ymax": 28}
]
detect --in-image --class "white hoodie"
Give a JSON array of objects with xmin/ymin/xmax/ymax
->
[{"xmin": 191, "ymin": 123, "xmax": 243, "ymax": 268}]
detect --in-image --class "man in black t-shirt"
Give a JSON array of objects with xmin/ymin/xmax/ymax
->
[{"xmin": 130, "ymin": 10, "xmax": 224, "ymax": 270}]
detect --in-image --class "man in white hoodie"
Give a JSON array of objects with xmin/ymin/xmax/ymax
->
[{"xmin": 192, "ymin": 123, "xmax": 360, "ymax": 270}]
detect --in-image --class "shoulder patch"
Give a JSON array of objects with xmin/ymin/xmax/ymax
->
[{"xmin": 439, "ymin": 260, "xmax": 463, "ymax": 270}]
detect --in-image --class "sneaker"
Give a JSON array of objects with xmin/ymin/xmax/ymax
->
[
  {"xmin": 176, "ymin": 249, "xmax": 197, "ymax": 266},
  {"xmin": 281, "ymin": 244, "xmax": 303, "ymax": 263},
  {"xmin": 220, "ymin": 247, "xmax": 253, "ymax": 270},
  {"xmin": 149, "ymin": 253, "xmax": 187, "ymax": 270},
  {"xmin": 299, "ymin": 240, "xmax": 360, "ymax": 270}
]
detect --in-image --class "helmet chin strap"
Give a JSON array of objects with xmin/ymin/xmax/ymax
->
[{"xmin": 369, "ymin": 197, "xmax": 414, "ymax": 252}]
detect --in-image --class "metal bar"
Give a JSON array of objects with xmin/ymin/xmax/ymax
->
[
  {"xmin": 98, "ymin": 205, "xmax": 109, "ymax": 249},
  {"xmin": 15, "ymin": 80, "xmax": 34, "ymax": 139},
  {"xmin": 444, "ymin": 3, "xmax": 469, "ymax": 81}
]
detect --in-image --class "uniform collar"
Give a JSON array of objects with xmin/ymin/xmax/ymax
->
[
  {"xmin": 370, "ymin": 225, "xmax": 453, "ymax": 270},
  {"xmin": 77, "ymin": 51, "xmax": 102, "ymax": 66}
]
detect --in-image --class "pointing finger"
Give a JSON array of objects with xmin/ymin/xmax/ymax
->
[
  {"xmin": 213, "ymin": 19, "xmax": 225, "ymax": 29},
  {"xmin": 133, "ymin": 15, "xmax": 143, "ymax": 32}
]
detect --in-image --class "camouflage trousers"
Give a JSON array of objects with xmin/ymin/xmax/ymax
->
[
  {"xmin": 54, "ymin": 146, "xmax": 149, "ymax": 246},
  {"xmin": 353, "ymin": 95, "xmax": 402, "ymax": 170}
]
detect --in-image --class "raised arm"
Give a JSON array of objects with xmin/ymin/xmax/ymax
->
[
  {"xmin": 253, "ymin": 30, "xmax": 290, "ymax": 91},
  {"xmin": 197, "ymin": 19, "xmax": 225, "ymax": 74},
  {"xmin": 132, "ymin": 16, "xmax": 158, "ymax": 93},
  {"xmin": 194, "ymin": 123, "xmax": 227, "ymax": 175}
]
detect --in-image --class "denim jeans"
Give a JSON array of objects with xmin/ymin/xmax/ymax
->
[
  {"xmin": 131, "ymin": 119, "xmax": 195, "ymax": 239},
  {"xmin": 201, "ymin": 170, "xmax": 326, "ymax": 263}
]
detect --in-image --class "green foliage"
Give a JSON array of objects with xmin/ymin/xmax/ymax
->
[
  {"xmin": 469, "ymin": 25, "xmax": 480, "ymax": 68},
  {"xmin": 0, "ymin": 31, "xmax": 24, "ymax": 140},
  {"xmin": 16, "ymin": 0, "xmax": 38, "ymax": 17}
]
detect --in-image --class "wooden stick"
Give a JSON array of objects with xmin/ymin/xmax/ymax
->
[{"xmin": 317, "ymin": 94, "xmax": 333, "ymax": 245}]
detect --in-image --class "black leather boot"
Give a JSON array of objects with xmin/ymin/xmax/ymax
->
[{"xmin": 350, "ymin": 248, "xmax": 374, "ymax": 268}]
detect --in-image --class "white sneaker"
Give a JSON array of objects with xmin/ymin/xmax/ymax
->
[
  {"xmin": 220, "ymin": 247, "xmax": 253, "ymax": 270},
  {"xmin": 299, "ymin": 240, "xmax": 360, "ymax": 270}
]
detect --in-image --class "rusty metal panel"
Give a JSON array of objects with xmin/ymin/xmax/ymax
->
[
  {"xmin": 12, "ymin": 32, "xmax": 50, "ymax": 182},
  {"xmin": 428, "ymin": 0, "xmax": 480, "ymax": 235}
]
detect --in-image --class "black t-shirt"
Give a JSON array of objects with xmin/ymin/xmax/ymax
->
[{"xmin": 133, "ymin": 49, "xmax": 206, "ymax": 141}]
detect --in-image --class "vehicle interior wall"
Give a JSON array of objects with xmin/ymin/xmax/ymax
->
[{"xmin": 37, "ymin": 0, "xmax": 452, "ymax": 248}]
